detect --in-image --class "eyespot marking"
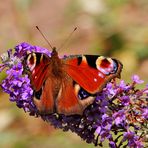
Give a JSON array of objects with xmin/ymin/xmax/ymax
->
[
  {"xmin": 82, "ymin": 56, "xmax": 87, "ymax": 64},
  {"xmin": 27, "ymin": 53, "xmax": 37, "ymax": 71},
  {"xmin": 96, "ymin": 57, "xmax": 116, "ymax": 75},
  {"xmin": 34, "ymin": 88, "xmax": 42, "ymax": 100}
]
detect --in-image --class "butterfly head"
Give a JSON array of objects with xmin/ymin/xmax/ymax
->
[{"xmin": 51, "ymin": 47, "xmax": 58, "ymax": 57}]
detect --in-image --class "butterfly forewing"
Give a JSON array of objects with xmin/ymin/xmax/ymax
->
[
  {"xmin": 63, "ymin": 55, "xmax": 122, "ymax": 94},
  {"xmin": 26, "ymin": 52, "xmax": 50, "ymax": 91}
]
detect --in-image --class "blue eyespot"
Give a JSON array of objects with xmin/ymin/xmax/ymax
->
[
  {"xmin": 78, "ymin": 88, "xmax": 90, "ymax": 100},
  {"xmin": 34, "ymin": 88, "xmax": 42, "ymax": 100}
]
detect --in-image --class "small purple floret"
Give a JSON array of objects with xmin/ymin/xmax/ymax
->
[
  {"xmin": 113, "ymin": 110, "xmax": 126, "ymax": 125},
  {"xmin": 132, "ymin": 75, "xmax": 144, "ymax": 84}
]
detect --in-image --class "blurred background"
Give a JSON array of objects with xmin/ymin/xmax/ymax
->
[{"xmin": 0, "ymin": 0, "xmax": 148, "ymax": 147}]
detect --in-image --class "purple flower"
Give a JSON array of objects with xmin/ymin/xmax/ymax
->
[
  {"xmin": 0, "ymin": 42, "xmax": 147, "ymax": 148},
  {"xmin": 0, "ymin": 43, "xmax": 50, "ymax": 114},
  {"xmin": 109, "ymin": 141, "xmax": 117, "ymax": 148},
  {"xmin": 105, "ymin": 83, "xmax": 118, "ymax": 98},
  {"xmin": 119, "ymin": 96, "xmax": 130, "ymax": 106},
  {"xmin": 143, "ymin": 85, "xmax": 148, "ymax": 95},
  {"xmin": 142, "ymin": 108, "xmax": 148, "ymax": 119},
  {"xmin": 14, "ymin": 42, "xmax": 51, "ymax": 58},
  {"xmin": 96, "ymin": 126, "xmax": 101, "ymax": 134},
  {"xmin": 123, "ymin": 131, "xmax": 144, "ymax": 148},
  {"xmin": 113, "ymin": 110, "xmax": 126, "ymax": 125},
  {"xmin": 96, "ymin": 114, "xmax": 113, "ymax": 142},
  {"xmin": 132, "ymin": 75, "xmax": 144, "ymax": 84},
  {"xmin": 119, "ymin": 80, "xmax": 131, "ymax": 91}
]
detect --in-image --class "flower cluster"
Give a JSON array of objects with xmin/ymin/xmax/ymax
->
[
  {"xmin": 0, "ymin": 43, "xmax": 51, "ymax": 115},
  {"xmin": 0, "ymin": 43, "xmax": 148, "ymax": 147}
]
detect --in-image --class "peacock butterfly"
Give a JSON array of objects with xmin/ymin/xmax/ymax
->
[{"xmin": 24, "ymin": 47, "xmax": 123, "ymax": 116}]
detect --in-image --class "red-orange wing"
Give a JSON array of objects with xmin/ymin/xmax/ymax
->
[
  {"xmin": 56, "ymin": 77, "xmax": 95, "ymax": 115},
  {"xmin": 33, "ymin": 77, "xmax": 54, "ymax": 114},
  {"xmin": 26, "ymin": 52, "xmax": 54, "ymax": 114},
  {"xmin": 63, "ymin": 55, "xmax": 123, "ymax": 94},
  {"xmin": 26, "ymin": 52, "xmax": 50, "ymax": 91}
]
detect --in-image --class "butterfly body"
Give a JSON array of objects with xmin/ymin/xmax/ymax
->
[{"xmin": 25, "ymin": 48, "xmax": 123, "ymax": 116}]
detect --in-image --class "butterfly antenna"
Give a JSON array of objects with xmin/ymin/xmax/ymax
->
[
  {"xmin": 36, "ymin": 26, "xmax": 53, "ymax": 49},
  {"xmin": 58, "ymin": 27, "xmax": 77, "ymax": 51}
]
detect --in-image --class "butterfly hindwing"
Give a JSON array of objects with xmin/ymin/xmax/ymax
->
[
  {"xmin": 56, "ymin": 77, "xmax": 95, "ymax": 115},
  {"xmin": 33, "ymin": 77, "xmax": 54, "ymax": 114}
]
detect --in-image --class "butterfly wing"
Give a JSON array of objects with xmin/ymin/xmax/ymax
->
[
  {"xmin": 63, "ymin": 55, "xmax": 123, "ymax": 94},
  {"xmin": 56, "ymin": 76, "xmax": 95, "ymax": 115},
  {"xmin": 26, "ymin": 52, "xmax": 51, "ymax": 91},
  {"xmin": 25, "ymin": 52, "xmax": 55, "ymax": 113},
  {"xmin": 33, "ymin": 77, "xmax": 54, "ymax": 114}
]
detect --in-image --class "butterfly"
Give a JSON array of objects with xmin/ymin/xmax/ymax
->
[{"xmin": 25, "ymin": 47, "xmax": 123, "ymax": 116}]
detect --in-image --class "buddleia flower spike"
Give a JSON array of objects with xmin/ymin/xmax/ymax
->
[{"xmin": 0, "ymin": 43, "xmax": 148, "ymax": 147}]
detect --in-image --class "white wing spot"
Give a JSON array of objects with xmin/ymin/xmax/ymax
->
[
  {"xmin": 32, "ymin": 70, "xmax": 35, "ymax": 74},
  {"xmin": 98, "ymin": 72, "xmax": 104, "ymax": 78},
  {"xmin": 94, "ymin": 78, "xmax": 97, "ymax": 82}
]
